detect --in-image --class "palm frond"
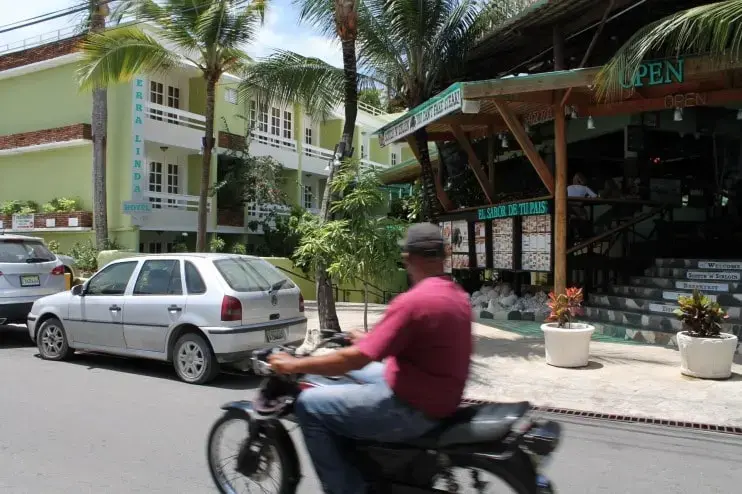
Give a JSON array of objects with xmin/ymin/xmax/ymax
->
[
  {"xmin": 293, "ymin": 0, "xmax": 338, "ymax": 39},
  {"xmin": 595, "ymin": 0, "xmax": 742, "ymax": 101},
  {"xmin": 241, "ymin": 50, "xmax": 374, "ymax": 119},
  {"xmin": 77, "ymin": 26, "xmax": 178, "ymax": 90}
]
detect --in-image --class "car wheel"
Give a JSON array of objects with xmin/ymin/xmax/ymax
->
[
  {"xmin": 37, "ymin": 318, "xmax": 74, "ymax": 361},
  {"xmin": 173, "ymin": 333, "xmax": 219, "ymax": 384}
]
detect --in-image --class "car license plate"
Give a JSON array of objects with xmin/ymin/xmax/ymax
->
[
  {"xmin": 265, "ymin": 327, "xmax": 288, "ymax": 343},
  {"xmin": 20, "ymin": 275, "xmax": 40, "ymax": 287}
]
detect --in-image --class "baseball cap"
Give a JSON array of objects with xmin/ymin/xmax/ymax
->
[{"xmin": 399, "ymin": 222, "xmax": 445, "ymax": 256}]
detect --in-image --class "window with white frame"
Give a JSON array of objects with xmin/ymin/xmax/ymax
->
[
  {"xmin": 303, "ymin": 185, "xmax": 313, "ymax": 210},
  {"xmin": 283, "ymin": 110, "xmax": 292, "ymax": 139},
  {"xmin": 149, "ymin": 161, "xmax": 180, "ymax": 208},
  {"xmin": 150, "ymin": 81, "xmax": 164, "ymax": 120},
  {"xmin": 361, "ymin": 144, "xmax": 366, "ymax": 159},
  {"xmin": 148, "ymin": 161, "xmax": 163, "ymax": 208},
  {"xmin": 166, "ymin": 86, "xmax": 180, "ymax": 124},
  {"xmin": 391, "ymin": 151, "xmax": 398, "ymax": 166},
  {"xmin": 270, "ymin": 107, "xmax": 281, "ymax": 147},
  {"xmin": 166, "ymin": 163, "xmax": 179, "ymax": 207},
  {"xmin": 249, "ymin": 101, "xmax": 269, "ymax": 143},
  {"xmin": 304, "ymin": 127, "xmax": 313, "ymax": 156},
  {"xmin": 225, "ymin": 87, "xmax": 238, "ymax": 104}
]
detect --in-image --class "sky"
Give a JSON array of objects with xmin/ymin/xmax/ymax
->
[{"xmin": 0, "ymin": 0, "xmax": 343, "ymax": 66}]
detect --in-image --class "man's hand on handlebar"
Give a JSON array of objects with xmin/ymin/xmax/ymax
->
[
  {"xmin": 267, "ymin": 352, "xmax": 300, "ymax": 375},
  {"xmin": 348, "ymin": 329, "xmax": 367, "ymax": 344}
]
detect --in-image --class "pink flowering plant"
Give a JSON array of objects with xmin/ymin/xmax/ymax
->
[{"xmin": 546, "ymin": 287, "xmax": 585, "ymax": 328}]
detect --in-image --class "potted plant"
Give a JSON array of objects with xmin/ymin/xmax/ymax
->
[
  {"xmin": 541, "ymin": 287, "xmax": 595, "ymax": 368},
  {"xmin": 674, "ymin": 290, "xmax": 737, "ymax": 379}
]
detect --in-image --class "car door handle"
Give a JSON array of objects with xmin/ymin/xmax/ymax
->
[
  {"xmin": 109, "ymin": 305, "xmax": 121, "ymax": 312},
  {"xmin": 168, "ymin": 305, "xmax": 182, "ymax": 312}
]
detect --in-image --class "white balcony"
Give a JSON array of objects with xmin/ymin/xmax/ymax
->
[
  {"xmin": 247, "ymin": 130, "xmax": 388, "ymax": 175},
  {"xmin": 139, "ymin": 192, "xmax": 212, "ymax": 232},
  {"xmin": 143, "ymin": 103, "xmax": 206, "ymax": 151}
]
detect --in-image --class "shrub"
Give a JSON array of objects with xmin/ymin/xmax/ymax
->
[
  {"xmin": 209, "ymin": 236, "xmax": 226, "ymax": 253},
  {"xmin": 42, "ymin": 197, "xmax": 82, "ymax": 213},
  {"xmin": 47, "ymin": 240, "xmax": 60, "ymax": 254},
  {"xmin": 674, "ymin": 289, "xmax": 728, "ymax": 338},
  {"xmin": 230, "ymin": 243, "xmax": 247, "ymax": 255},
  {"xmin": 1, "ymin": 200, "xmax": 39, "ymax": 215},
  {"xmin": 67, "ymin": 240, "xmax": 99, "ymax": 274},
  {"xmin": 546, "ymin": 287, "xmax": 584, "ymax": 328}
]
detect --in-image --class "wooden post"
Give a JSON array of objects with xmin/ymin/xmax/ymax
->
[
  {"xmin": 553, "ymin": 26, "xmax": 568, "ymax": 294},
  {"xmin": 487, "ymin": 126, "xmax": 496, "ymax": 191}
]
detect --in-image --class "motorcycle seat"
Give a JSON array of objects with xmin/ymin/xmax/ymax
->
[{"xmin": 409, "ymin": 401, "xmax": 530, "ymax": 449}]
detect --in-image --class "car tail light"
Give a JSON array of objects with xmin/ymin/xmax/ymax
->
[
  {"xmin": 299, "ymin": 293, "xmax": 305, "ymax": 312},
  {"xmin": 221, "ymin": 295, "xmax": 242, "ymax": 321},
  {"xmin": 51, "ymin": 265, "xmax": 65, "ymax": 276}
]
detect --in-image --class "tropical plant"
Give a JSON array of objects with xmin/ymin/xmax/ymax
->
[
  {"xmin": 67, "ymin": 238, "xmax": 122, "ymax": 274},
  {"xmin": 47, "ymin": 240, "xmax": 61, "ymax": 254},
  {"xmin": 595, "ymin": 1, "xmax": 742, "ymax": 100},
  {"xmin": 230, "ymin": 243, "xmax": 247, "ymax": 255},
  {"xmin": 358, "ymin": 88, "xmax": 383, "ymax": 109},
  {"xmin": 77, "ymin": 0, "xmax": 265, "ymax": 252},
  {"xmin": 42, "ymin": 197, "xmax": 83, "ymax": 213},
  {"xmin": 294, "ymin": 159, "xmax": 404, "ymax": 330},
  {"xmin": 674, "ymin": 289, "xmax": 729, "ymax": 338},
  {"xmin": 546, "ymin": 287, "xmax": 585, "ymax": 328},
  {"xmin": 209, "ymin": 236, "xmax": 226, "ymax": 253},
  {"xmin": 0, "ymin": 200, "xmax": 39, "ymax": 215}
]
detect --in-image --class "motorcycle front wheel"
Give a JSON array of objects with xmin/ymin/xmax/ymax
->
[{"xmin": 207, "ymin": 411, "xmax": 297, "ymax": 494}]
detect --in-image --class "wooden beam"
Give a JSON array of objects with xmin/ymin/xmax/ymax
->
[
  {"xmin": 583, "ymin": 88, "xmax": 742, "ymax": 117},
  {"xmin": 406, "ymin": 135, "xmax": 453, "ymax": 211},
  {"xmin": 553, "ymin": 25, "xmax": 568, "ymax": 296},
  {"xmin": 449, "ymin": 125, "xmax": 495, "ymax": 204},
  {"xmin": 492, "ymin": 100, "xmax": 555, "ymax": 195},
  {"xmin": 437, "ymin": 114, "xmax": 504, "ymax": 126}
]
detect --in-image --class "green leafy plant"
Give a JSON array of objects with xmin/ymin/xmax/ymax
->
[
  {"xmin": 67, "ymin": 240, "xmax": 99, "ymax": 275},
  {"xmin": 230, "ymin": 243, "xmax": 247, "ymax": 255},
  {"xmin": 1, "ymin": 200, "xmax": 39, "ymax": 215},
  {"xmin": 42, "ymin": 197, "xmax": 83, "ymax": 213},
  {"xmin": 546, "ymin": 287, "xmax": 585, "ymax": 328},
  {"xmin": 47, "ymin": 240, "xmax": 60, "ymax": 254},
  {"xmin": 209, "ymin": 236, "xmax": 226, "ymax": 253},
  {"xmin": 674, "ymin": 290, "xmax": 729, "ymax": 338}
]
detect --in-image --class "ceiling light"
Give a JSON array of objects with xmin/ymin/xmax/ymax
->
[
  {"xmin": 570, "ymin": 107, "xmax": 578, "ymax": 119},
  {"xmin": 500, "ymin": 134, "xmax": 509, "ymax": 148},
  {"xmin": 674, "ymin": 107, "xmax": 683, "ymax": 122},
  {"xmin": 587, "ymin": 116, "xmax": 595, "ymax": 130},
  {"xmin": 736, "ymin": 109, "xmax": 742, "ymax": 120}
]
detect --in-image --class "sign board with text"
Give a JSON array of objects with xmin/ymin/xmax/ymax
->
[
  {"xmin": 125, "ymin": 76, "xmax": 150, "ymax": 225},
  {"xmin": 12, "ymin": 214, "xmax": 34, "ymax": 230},
  {"xmin": 620, "ymin": 58, "xmax": 684, "ymax": 89},
  {"xmin": 477, "ymin": 200, "xmax": 550, "ymax": 221}
]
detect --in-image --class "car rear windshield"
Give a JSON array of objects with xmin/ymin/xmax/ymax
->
[
  {"xmin": 0, "ymin": 239, "xmax": 56, "ymax": 263},
  {"xmin": 213, "ymin": 257, "xmax": 295, "ymax": 293}
]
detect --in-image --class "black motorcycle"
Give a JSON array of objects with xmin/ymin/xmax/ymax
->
[{"xmin": 207, "ymin": 332, "xmax": 560, "ymax": 493}]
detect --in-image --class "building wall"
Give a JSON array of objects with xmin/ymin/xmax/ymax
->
[{"xmin": 0, "ymin": 63, "xmax": 90, "ymax": 135}]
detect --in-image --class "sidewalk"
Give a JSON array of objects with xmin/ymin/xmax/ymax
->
[{"xmin": 305, "ymin": 305, "xmax": 742, "ymax": 427}]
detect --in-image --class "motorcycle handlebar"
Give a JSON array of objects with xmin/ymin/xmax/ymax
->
[{"xmin": 251, "ymin": 332, "xmax": 353, "ymax": 376}]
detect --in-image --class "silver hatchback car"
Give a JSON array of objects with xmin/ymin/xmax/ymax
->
[
  {"xmin": 27, "ymin": 253, "xmax": 307, "ymax": 384},
  {"xmin": 0, "ymin": 234, "xmax": 66, "ymax": 324}
]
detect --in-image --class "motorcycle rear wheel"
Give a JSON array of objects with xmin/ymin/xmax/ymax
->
[{"xmin": 207, "ymin": 411, "xmax": 297, "ymax": 494}]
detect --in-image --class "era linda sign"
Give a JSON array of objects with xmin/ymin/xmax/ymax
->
[
  {"xmin": 477, "ymin": 200, "xmax": 550, "ymax": 221},
  {"xmin": 620, "ymin": 58, "xmax": 684, "ymax": 89},
  {"xmin": 123, "ymin": 76, "xmax": 152, "ymax": 222}
]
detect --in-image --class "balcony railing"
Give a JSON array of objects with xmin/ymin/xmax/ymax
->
[
  {"xmin": 358, "ymin": 101, "xmax": 389, "ymax": 116},
  {"xmin": 144, "ymin": 103, "xmax": 206, "ymax": 131},
  {"xmin": 0, "ymin": 26, "xmax": 77, "ymax": 55},
  {"xmin": 143, "ymin": 191, "xmax": 211, "ymax": 211}
]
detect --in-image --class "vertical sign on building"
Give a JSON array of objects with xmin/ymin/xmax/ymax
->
[{"xmin": 122, "ymin": 76, "xmax": 152, "ymax": 224}]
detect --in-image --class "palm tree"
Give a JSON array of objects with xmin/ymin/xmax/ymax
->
[
  {"xmin": 77, "ymin": 0, "xmax": 264, "ymax": 252},
  {"xmin": 240, "ymin": 0, "xmax": 364, "ymax": 332},
  {"xmin": 595, "ymin": 1, "xmax": 742, "ymax": 100}
]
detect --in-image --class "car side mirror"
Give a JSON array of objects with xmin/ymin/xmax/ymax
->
[{"xmin": 71, "ymin": 284, "xmax": 85, "ymax": 296}]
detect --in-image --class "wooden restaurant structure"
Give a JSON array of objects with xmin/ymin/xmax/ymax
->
[{"xmin": 375, "ymin": 0, "xmax": 742, "ymax": 298}]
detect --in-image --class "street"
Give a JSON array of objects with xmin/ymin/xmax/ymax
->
[{"xmin": 1, "ymin": 324, "xmax": 741, "ymax": 493}]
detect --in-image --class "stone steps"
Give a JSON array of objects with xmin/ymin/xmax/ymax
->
[
  {"xmin": 587, "ymin": 293, "xmax": 742, "ymax": 319},
  {"xmin": 654, "ymin": 258, "xmax": 742, "ymax": 270},
  {"xmin": 609, "ymin": 285, "xmax": 742, "ymax": 306},
  {"xmin": 628, "ymin": 275, "xmax": 742, "ymax": 293},
  {"xmin": 583, "ymin": 306, "xmax": 742, "ymax": 335}
]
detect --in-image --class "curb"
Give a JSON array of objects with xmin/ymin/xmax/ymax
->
[{"xmin": 462, "ymin": 398, "xmax": 742, "ymax": 436}]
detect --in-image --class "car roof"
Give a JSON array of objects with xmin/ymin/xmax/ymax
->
[
  {"xmin": 110, "ymin": 253, "xmax": 263, "ymax": 262},
  {"xmin": 0, "ymin": 233, "xmax": 45, "ymax": 242}
]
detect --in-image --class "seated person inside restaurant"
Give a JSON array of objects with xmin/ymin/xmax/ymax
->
[{"xmin": 567, "ymin": 172, "xmax": 595, "ymax": 243}]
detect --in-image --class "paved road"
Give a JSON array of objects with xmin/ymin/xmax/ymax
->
[{"xmin": 1, "ymin": 324, "xmax": 741, "ymax": 493}]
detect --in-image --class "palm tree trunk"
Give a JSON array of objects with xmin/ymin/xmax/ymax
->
[
  {"xmin": 197, "ymin": 75, "xmax": 218, "ymax": 252},
  {"xmin": 314, "ymin": 19, "xmax": 359, "ymax": 333},
  {"xmin": 413, "ymin": 128, "xmax": 441, "ymax": 220},
  {"xmin": 91, "ymin": 2, "xmax": 108, "ymax": 249}
]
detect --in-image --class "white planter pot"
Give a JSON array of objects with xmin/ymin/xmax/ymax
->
[
  {"xmin": 541, "ymin": 322, "xmax": 595, "ymax": 368},
  {"xmin": 677, "ymin": 331, "xmax": 738, "ymax": 379}
]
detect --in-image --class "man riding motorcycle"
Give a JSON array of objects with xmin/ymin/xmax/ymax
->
[{"xmin": 268, "ymin": 222, "xmax": 473, "ymax": 494}]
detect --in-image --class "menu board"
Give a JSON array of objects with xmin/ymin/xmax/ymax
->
[
  {"xmin": 440, "ymin": 221, "xmax": 452, "ymax": 273},
  {"xmin": 521, "ymin": 215, "xmax": 552, "ymax": 271},
  {"xmin": 474, "ymin": 222, "xmax": 487, "ymax": 268},
  {"xmin": 491, "ymin": 218, "xmax": 514, "ymax": 270},
  {"xmin": 451, "ymin": 220, "xmax": 470, "ymax": 270}
]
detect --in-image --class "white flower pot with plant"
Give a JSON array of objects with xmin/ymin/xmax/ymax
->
[
  {"xmin": 674, "ymin": 290, "xmax": 738, "ymax": 379},
  {"xmin": 541, "ymin": 287, "xmax": 595, "ymax": 368}
]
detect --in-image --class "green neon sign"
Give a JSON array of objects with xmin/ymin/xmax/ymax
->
[
  {"xmin": 477, "ymin": 200, "xmax": 550, "ymax": 221},
  {"xmin": 620, "ymin": 58, "xmax": 684, "ymax": 88}
]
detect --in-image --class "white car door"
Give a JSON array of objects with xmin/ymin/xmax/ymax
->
[
  {"xmin": 67, "ymin": 260, "xmax": 139, "ymax": 349},
  {"xmin": 122, "ymin": 259, "xmax": 185, "ymax": 353}
]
